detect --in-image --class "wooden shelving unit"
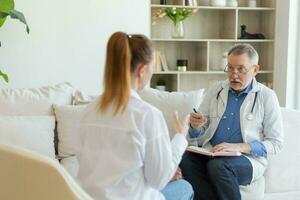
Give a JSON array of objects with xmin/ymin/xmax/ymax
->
[{"xmin": 150, "ymin": 0, "xmax": 276, "ymax": 92}]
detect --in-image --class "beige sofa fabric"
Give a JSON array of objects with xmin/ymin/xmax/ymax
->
[{"xmin": 0, "ymin": 143, "xmax": 92, "ymax": 200}]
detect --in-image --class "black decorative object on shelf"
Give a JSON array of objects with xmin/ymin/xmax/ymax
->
[
  {"xmin": 160, "ymin": 0, "xmax": 167, "ymax": 5},
  {"xmin": 177, "ymin": 59, "xmax": 188, "ymax": 71},
  {"xmin": 239, "ymin": 25, "xmax": 265, "ymax": 39}
]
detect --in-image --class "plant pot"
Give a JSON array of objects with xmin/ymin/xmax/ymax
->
[{"xmin": 156, "ymin": 85, "xmax": 166, "ymax": 91}]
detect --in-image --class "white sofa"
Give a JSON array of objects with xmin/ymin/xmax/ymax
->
[
  {"xmin": 0, "ymin": 83, "xmax": 300, "ymax": 200},
  {"xmin": 139, "ymin": 88, "xmax": 300, "ymax": 200}
]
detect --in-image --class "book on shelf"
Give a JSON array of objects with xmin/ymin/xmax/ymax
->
[
  {"xmin": 159, "ymin": 53, "xmax": 169, "ymax": 71},
  {"xmin": 186, "ymin": 146, "xmax": 242, "ymax": 157},
  {"xmin": 154, "ymin": 50, "xmax": 162, "ymax": 72}
]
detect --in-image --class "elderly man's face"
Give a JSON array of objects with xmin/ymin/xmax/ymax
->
[{"xmin": 226, "ymin": 53, "xmax": 259, "ymax": 92}]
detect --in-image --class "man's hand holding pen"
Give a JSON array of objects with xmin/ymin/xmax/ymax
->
[{"xmin": 190, "ymin": 108, "xmax": 208, "ymax": 129}]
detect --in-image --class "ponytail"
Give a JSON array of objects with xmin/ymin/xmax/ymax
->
[
  {"xmin": 99, "ymin": 32, "xmax": 153, "ymax": 115},
  {"xmin": 99, "ymin": 32, "xmax": 131, "ymax": 115}
]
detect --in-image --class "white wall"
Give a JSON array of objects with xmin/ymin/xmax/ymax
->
[{"xmin": 0, "ymin": 0, "xmax": 150, "ymax": 95}]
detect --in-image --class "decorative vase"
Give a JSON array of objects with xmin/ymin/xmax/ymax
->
[
  {"xmin": 248, "ymin": 0, "xmax": 256, "ymax": 7},
  {"xmin": 227, "ymin": 0, "xmax": 238, "ymax": 7},
  {"xmin": 210, "ymin": 0, "xmax": 226, "ymax": 7},
  {"xmin": 172, "ymin": 21, "xmax": 184, "ymax": 38}
]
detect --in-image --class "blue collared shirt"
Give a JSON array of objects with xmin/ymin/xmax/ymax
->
[{"xmin": 189, "ymin": 80, "xmax": 267, "ymax": 157}]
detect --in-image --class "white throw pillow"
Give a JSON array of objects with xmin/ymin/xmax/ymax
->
[
  {"xmin": 0, "ymin": 82, "xmax": 74, "ymax": 115},
  {"xmin": 0, "ymin": 116, "xmax": 56, "ymax": 159},
  {"xmin": 53, "ymin": 105, "xmax": 86, "ymax": 157},
  {"xmin": 138, "ymin": 87, "xmax": 205, "ymax": 138}
]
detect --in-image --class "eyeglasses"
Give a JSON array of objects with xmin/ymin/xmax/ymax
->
[{"xmin": 223, "ymin": 64, "xmax": 254, "ymax": 74}]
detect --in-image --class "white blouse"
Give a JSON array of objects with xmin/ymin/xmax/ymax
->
[{"xmin": 76, "ymin": 90, "xmax": 187, "ymax": 200}]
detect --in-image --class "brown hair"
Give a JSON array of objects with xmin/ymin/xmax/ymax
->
[{"xmin": 99, "ymin": 32, "xmax": 153, "ymax": 115}]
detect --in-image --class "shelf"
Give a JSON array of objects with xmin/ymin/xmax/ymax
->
[
  {"xmin": 151, "ymin": 8, "xmax": 275, "ymax": 40},
  {"xmin": 153, "ymin": 41, "xmax": 207, "ymax": 71},
  {"xmin": 154, "ymin": 71, "xmax": 213, "ymax": 75},
  {"xmin": 238, "ymin": 10, "xmax": 275, "ymax": 40},
  {"xmin": 151, "ymin": 5, "xmax": 275, "ymax": 11},
  {"xmin": 151, "ymin": 5, "xmax": 235, "ymax": 10},
  {"xmin": 238, "ymin": 7, "xmax": 275, "ymax": 11},
  {"xmin": 153, "ymin": 70, "xmax": 273, "ymax": 75},
  {"xmin": 151, "ymin": 9, "xmax": 236, "ymax": 39},
  {"xmin": 150, "ymin": 74, "xmax": 178, "ymax": 91},
  {"xmin": 150, "ymin": 0, "xmax": 276, "ymax": 92},
  {"xmin": 152, "ymin": 38, "xmax": 274, "ymax": 42}
]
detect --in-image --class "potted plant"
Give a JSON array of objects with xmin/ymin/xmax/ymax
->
[
  {"xmin": 0, "ymin": 0, "xmax": 29, "ymax": 82},
  {"xmin": 152, "ymin": 7, "xmax": 198, "ymax": 38},
  {"xmin": 155, "ymin": 77, "xmax": 166, "ymax": 91}
]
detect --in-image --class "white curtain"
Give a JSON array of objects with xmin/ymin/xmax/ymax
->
[
  {"xmin": 296, "ymin": 1, "xmax": 300, "ymax": 110},
  {"xmin": 285, "ymin": 0, "xmax": 300, "ymax": 110}
]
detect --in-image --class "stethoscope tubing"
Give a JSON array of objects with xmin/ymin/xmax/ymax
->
[{"xmin": 216, "ymin": 87, "xmax": 258, "ymax": 120}]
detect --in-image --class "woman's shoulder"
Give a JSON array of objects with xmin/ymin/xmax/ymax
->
[{"xmin": 129, "ymin": 96, "xmax": 163, "ymax": 117}]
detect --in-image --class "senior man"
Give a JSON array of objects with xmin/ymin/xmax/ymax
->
[{"xmin": 180, "ymin": 44, "xmax": 284, "ymax": 200}]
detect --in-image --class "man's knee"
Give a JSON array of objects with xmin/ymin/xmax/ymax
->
[{"xmin": 207, "ymin": 159, "xmax": 230, "ymax": 180}]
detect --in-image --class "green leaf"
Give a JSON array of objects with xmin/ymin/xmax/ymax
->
[
  {"xmin": 0, "ymin": 0, "xmax": 14, "ymax": 13},
  {"xmin": 0, "ymin": 70, "xmax": 9, "ymax": 83},
  {"xmin": 0, "ymin": 11, "xmax": 8, "ymax": 18},
  {"xmin": 0, "ymin": 15, "xmax": 7, "ymax": 27},
  {"xmin": 8, "ymin": 9, "xmax": 29, "ymax": 33}
]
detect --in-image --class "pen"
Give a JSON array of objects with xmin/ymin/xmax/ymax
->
[{"xmin": 193, "ymin": 108, "xmax": 214, "ymax": 118}]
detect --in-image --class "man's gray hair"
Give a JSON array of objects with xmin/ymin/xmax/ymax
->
[{"xmin": 228, "ymin": 43, "xmax": 259, "ymax": 65}]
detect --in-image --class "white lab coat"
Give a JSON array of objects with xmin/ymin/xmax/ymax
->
[
  {"xmin": 76, "ymin": 90, "xmax": 187, "ymax": 200},
  {"xmin": 188, "ymin": 78, "xmax": 284, "ymax": 181}
]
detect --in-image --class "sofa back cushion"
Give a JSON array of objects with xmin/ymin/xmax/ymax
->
[
  {"xmin": 0, "ymin": 116, "xmax": 56, "ymax": 159},
  {"xmin": 53, "ymin": 105, "xmax": 86, "ymax": 157},
  {"xmin": 0, "ymin": 82, "xmax": 74, "ymax": 116},
  {"xmin": 138, "ymin": 87, "xmax": 205, "ymax": 138},
  {"xmin": 264, "ymin": 108, "xmax": 300, "ymax": 193}
]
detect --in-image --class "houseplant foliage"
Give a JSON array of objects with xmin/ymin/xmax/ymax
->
[
  {"xmin": 0, "ymin": 0, "xmax": 30, "ymax": 82},
  {"xmin": 152, "ymin": 7, "xmax": 198, "ymax": 25},
  {"xmin": 152, "ymin": 7, "xmax": 198, "ymax": 38}
]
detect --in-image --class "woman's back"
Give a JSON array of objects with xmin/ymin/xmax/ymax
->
[
  {"xmin": 76, "ymin": 32, "xmax": 192, "ymax": 200},
  {"xmin": 77, "ymin": 91, "xmax": 175, "ymax": 200}
]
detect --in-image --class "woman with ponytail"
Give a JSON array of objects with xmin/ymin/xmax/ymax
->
[{"xmin": 76, "ymin": 32, "xmax": 194, "ymax": 200}]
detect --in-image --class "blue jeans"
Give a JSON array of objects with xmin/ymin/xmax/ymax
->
[
  {"xmin": 161, "ymin": 179, "xmax": 194, "ymax": 200},
  {"xmin": 180, "ymin": 151, "xmax": 253, "ymax": 200}
]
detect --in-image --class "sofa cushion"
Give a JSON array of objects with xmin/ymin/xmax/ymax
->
[
  {"xmin": 138, "ymin": 87, "xmax": 205, "ymax": 138},
  {"xmin": 0, "ymin": 82, "xmax": 74, "ymax": 116},
  {"xmin": 53, "ymin": 105, "xmax": 86, "ymax": 157},
  {"xmin": 60, "ymin": 156, "xmax": 79, "ymax": 178},
  {"xmin": 0, "ymin": 116, "xmax": 56, "ymax": 159},
  {"xmin": 264, "ymin": 108, "xmax": 300, "ymax": 193},
  {"xmin": 240, "ymin": 176, "xmax": 265, "ymax": 200}
]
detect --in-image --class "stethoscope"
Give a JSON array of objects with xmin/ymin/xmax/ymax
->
[{"xmin": 216, "ymin": 88, "xmax": 258, "ymax": 120}]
